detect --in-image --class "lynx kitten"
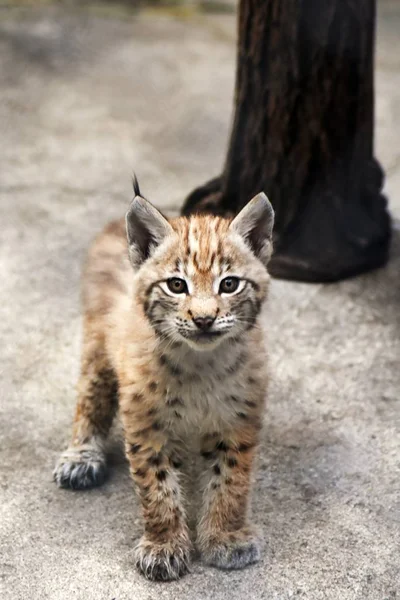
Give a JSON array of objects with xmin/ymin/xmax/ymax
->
[{"xmin": 54, "ymin": 178, "xmax": 274, "ymax": 581}]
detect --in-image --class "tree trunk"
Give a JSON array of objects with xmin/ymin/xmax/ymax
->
[{"xmin": 182, "ymin": 0, "xmax": 391, "ymax": 283}]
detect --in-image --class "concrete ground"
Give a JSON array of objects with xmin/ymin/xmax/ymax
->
[{"xmin": 0, "ymin": 2, "xmax": 399, "ymax": 599}]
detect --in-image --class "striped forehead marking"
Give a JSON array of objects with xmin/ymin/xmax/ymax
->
[
  {"xmin": 185, "ymin": 217, "xmax": 227, "ymax": 276},
  {"xmin": 170, "ymin": 215, "xmax": 234, "ymax": 279}
]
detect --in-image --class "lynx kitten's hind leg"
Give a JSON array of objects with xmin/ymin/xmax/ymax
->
[
  {"xmin": 54, "ymin": 439, "xmax": 107, "ymax": 490},
  {"xmin": 54, "ymin": 323, "xmax": 118, "ymax": 490}
]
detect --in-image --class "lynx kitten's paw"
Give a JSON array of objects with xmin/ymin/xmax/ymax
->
[
  {"xmin": 53, "ymin": 445, "xmax": 107, "ymax": 490},
  {"xmin": 135, "ymin": 535, "xmax": 192, "ymax": 581},
  {"xmin": 200, "ymin": 527, "xmax": 260, "ymax": 570}
]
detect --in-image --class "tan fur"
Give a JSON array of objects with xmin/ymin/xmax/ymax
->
[{"xmin": 54, "ymin": 189, "xmax": 274, "ymax": 581}]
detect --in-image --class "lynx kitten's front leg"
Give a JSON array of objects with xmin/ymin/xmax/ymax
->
[
  {"xmin": 198, "ymin": 417, "xmax": 262, "ymax": 570},
  {"xmin": 119, "ymin": 388, "xmax": 192, "ymax": 581},
  {"xmin": 54, "ymin": 322, "xmax": 118, "ymax": 489}
]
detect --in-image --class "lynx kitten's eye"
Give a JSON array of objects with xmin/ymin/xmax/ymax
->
[
  {"xmin": 167, "ymin": 278, "xmax": 188, "ymax": 294},
  {"xmin": 219, "ymin": 277, "xmax": 240, "ymax": 294}
]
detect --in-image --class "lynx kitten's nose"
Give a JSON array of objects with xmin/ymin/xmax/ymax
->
[{"xmin": 192, "ymin": 316, "xmax": 216, "ymax": 331}]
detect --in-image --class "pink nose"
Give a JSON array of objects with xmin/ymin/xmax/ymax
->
[{"xmin": 192, "ymin": 316, "xmax": 215, "ymax": 330}]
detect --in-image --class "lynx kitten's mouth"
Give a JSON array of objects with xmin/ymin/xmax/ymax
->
[
  {"xmin": 177, "ymin": 328, "xmax": 226, "ymax": 346},
  {"xmin": 192, "ymin": 330, "xmax": 224, "ymax": 340}
]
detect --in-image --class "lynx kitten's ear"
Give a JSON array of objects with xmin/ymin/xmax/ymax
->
[
  {"xmin": 230, "ymin": 192, "xmax": 275, "ymax": 267},
  {"xmin": 126, "ymin": 177, "xmax": 173, "ymax": 267}
]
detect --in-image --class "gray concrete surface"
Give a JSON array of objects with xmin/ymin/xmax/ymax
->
[{"xmin": 0, "ymin": 3, "xmax": 399, "ymax": 599}]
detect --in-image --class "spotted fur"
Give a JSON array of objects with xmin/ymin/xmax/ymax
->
[{"xmin": 54, "ymin": 180, "xmax": 274, "ymax": 580}]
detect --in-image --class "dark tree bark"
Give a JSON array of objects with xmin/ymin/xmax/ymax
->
[{"xmin": 182, "ymin": 0, "xmax": 391, "ymax": 282}]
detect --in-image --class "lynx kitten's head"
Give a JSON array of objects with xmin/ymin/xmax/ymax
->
[{"xmin": 126, "ymin": 179, "xmax": 274, "ymax": 351}]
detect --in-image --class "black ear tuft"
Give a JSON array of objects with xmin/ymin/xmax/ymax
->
[
  {"xmin": 229, "ymin": 192, "xmax": 275, "ymax": 267},
  {"xmin": 132, "ymin": 173, "xmax": 142, "ymax": 198}
]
